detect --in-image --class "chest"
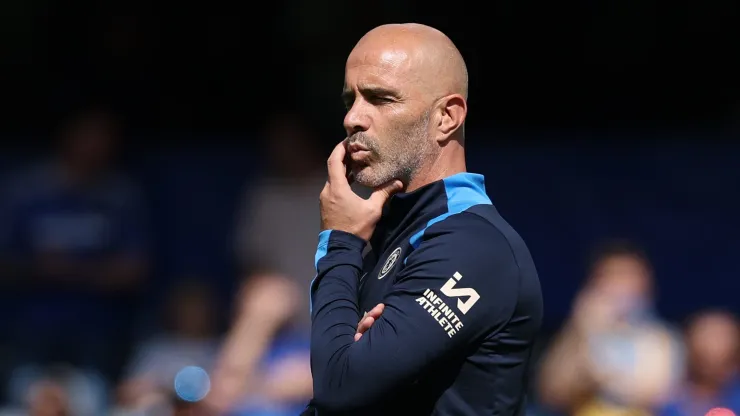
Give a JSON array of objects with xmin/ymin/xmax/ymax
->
[
  {"xmin": 357, "ymin": 235, "xmax": 413, "ymax": 313},
  {"xmin": 19, "ymin": 195, "xmax": 119, "ymax": 254}
]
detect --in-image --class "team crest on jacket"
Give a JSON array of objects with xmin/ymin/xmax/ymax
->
[{"xmin": 378, "ymin": 247, "xmax": 402, "ymax": 279}]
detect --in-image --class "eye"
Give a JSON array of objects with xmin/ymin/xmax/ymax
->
[
  {"xmin": 368, "ymin": 96, "xmax": 394, "ymax": 105},
  {"xmin": 342, "ymin": 96, "xmax": 357, "ymax": 110}
]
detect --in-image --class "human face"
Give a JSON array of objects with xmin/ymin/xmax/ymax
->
[
  {"xmin": 688, "ymin": 313, "xmax": 739, "ymax": 385},
  {"xmin": 63, "ymin": 111, "xmax": 117, "ymax": 175},
  {"xmin": 341, "ymin": 48, "xmax": 437, "ymax": 188},
  {"xmin": 588, "ymin": 255, "xmax": 653, "ymax": 322}
]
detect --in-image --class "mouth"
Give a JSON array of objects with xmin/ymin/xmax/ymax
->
[
  {"xmin": 348, "ymin": 142, "xmax": 369, "ymax": 153},
  {"xmin": 350, "ymin": 150, "xmax": 372, "ymax": 163}
]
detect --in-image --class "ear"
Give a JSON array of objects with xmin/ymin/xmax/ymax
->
[{"xmin": 436, "ymin": 94, "xmax": 467, "ymax": 143}]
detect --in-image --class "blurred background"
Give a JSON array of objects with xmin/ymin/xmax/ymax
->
[{"xmin": 0, "ymin": 0, "xmax": 739, "ymax": 415}]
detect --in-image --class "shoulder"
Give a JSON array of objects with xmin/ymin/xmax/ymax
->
[
  {"xmin": 397, "ymin": 209, "xmax": 534, "ymax": 332},
  {"xmin": 412, "ymin": 208, "xmax": 520, "ymax": 264},
  {"xmin": 405, "ymin": 204, "xmax": 542, "ymax": 299},
  {"xmin": 402, "ymin": 210, "xmax": 521, "ymax": 291}
]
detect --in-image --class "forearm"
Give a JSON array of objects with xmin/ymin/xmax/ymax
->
[
  {"xmin": 310, "ymin": 217, "xmax": 524, "ymax": 412},
  {"xmin": 262, "ymin": 378, "xmax": 313, "ymax": 403},
  {"xmin": 209, "ymin": 315, "xmax": 277, "ymax": 406},
  {"xmin": 310, "ymin": 230, "xmax": 434, "ymax": 410},
  {"xmin": 258, "ymin": 353, "xmax": 313, "ymax": 402},
  {"xmin": 310, "ymin": 230, "xmax": 368, "ymax": 409},
  {"xmin": 310, "ymin": 230, "xmax": 474, "ymax": 411},
  {"xmin": 537, "ymin": 324, "xmax": 593, "ymax": 409}
]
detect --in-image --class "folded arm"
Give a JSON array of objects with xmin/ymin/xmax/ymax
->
[{"xmin": 309, "ymin": 215, "xmax": 520, "ymax": 412}]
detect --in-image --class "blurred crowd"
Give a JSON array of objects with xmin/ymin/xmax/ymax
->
[
  {"xmin": 533, "ymin": 243, "xmax": 740, "ymax": 416},
  {"xmin": 0, "ymin": 108, "xmax": 324, "ymax": 416},
  {"xmin": 0, "ymin": 108, "xmax": 737, "ymax": 416}
]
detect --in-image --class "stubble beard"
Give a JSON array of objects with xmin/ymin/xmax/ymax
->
[{"xmin": 350, "ymin": 110, "xmax": 436, "ymax": 189}]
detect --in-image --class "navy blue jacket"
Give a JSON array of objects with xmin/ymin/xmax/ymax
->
[{"xmin": 305, "ymin": 172, "xmax": 543, "ymax": 415}]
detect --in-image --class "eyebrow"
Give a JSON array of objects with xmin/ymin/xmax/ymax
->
[{"xmin": 341, "ymin": 85, "xmax": 402, "ymax": 104}]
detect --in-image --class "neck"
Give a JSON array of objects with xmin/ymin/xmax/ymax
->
[
  {"xmin": 689, "ymin": 380, "xmax": 722, "ymax": 398},
  {"xmin": 406, "ymin": 140, "xmax": 466, "ymax": 192},
  {"xmin": 60, "ymin": 158, "xmax": 99, "ymax": 187},
  {"xmin": 687, "ymin": 369, "xmax": 734, "ymax": 398}
]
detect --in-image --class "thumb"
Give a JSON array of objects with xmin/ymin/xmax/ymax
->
[{"xmin": 369, "ymin": 180, "xmax": 403, "ymax": 207}]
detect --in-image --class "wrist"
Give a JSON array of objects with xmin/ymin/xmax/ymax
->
[
  {"xmin": 235, "ymin": 312, "xmax": 281, "ymax": 336},
  {"xmin": 319, "ymin": 229, "xmax": 367, "ymax": 251}
]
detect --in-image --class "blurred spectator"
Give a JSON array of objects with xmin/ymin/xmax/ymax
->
[
  {"xmin": 0, "ymin": 106, "xmax": 150, "ymax": 408},
  {"xmin": 205, "ymin": 274, "xmax": 312, "ymax": 416},
  {"xmin": 537, "ymin": 240, "xmax": 684, "ymax": 416},
  {"xmin": 233, "ymin": 112, "xmax": 327, "ymax": 331},
  {"xmin": 658, "ymin": 310, "xmax": 740, "ymax": 416},
  {"xmin": 5, "ymin": 364, "xmax": 107, "ymax": 416},
  {"xmin": 26, "ymin": 378, "xmax": 69, "ymax": 416},
  {"xmin": 228, "ymin": 113, "xmax": 367, "ymax": 414},
  {"xmin": 116, "ymin": 279, "xmax": 220, "ymax": 413},
  {"xmin": 234, "ymin": 112, "xmax": 371, "ymax": 330}
]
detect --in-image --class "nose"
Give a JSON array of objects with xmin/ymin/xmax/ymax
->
[{"xmin": 343, "ymin": 102, "xmax": 371, "ymax": 136}]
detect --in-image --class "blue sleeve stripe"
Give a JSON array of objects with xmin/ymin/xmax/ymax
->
[
  {"xmin": 408, "ymin": 173, "xmax": 492, "ymax": 251},
  {"xmin": 310, "ymin": 230, "xmax": 333, "ymax": 314},
  {"xmin": 314, "ymin": 230, "xmax": 332, "ymax": 271}
]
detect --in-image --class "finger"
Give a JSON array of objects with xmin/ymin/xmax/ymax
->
[
  {"xmin": 346, "ymin": 169, "xmax": 356, "ymax": 186},
  {"xmin": 355, "ymin": 324, "xmax": 365, "ymax": 341},
  {"xmin": 367, "ymin": 303, "xmax": 385, "ymax": 319},
  {"xmin": 356, "ymin": 313, "xmax": 367, "ymax": 328},
  {"xmin": 368, "ymin": 180, "xmax": 404, "ymax": 207},
  {"xmin": 355, "ymin": 307, "xmax": 383, "ymax": 341},
  {"xmin": 357, "ymin": 316, "xmax": 375, "ymax": 334},
  {"xmin": 343, "ymin": 142, "xmax": 356, "ymax": 185},
  {"xmin": 326, "ymin": 140, "xmax": 350, "ymax": 186}
]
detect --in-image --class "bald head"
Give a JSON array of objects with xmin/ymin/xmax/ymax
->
[
  {"xmin": 349, "ymin": 23, "xmax": 468, "ymax": 100},
  {"xmin": 341, "ymin": 23, "xmax": 469, "ymax": 191}
]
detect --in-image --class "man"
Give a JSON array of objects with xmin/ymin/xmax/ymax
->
[
  {"xmin": 306, "ymin": 23, "xmax": 543, "ymax": 415},
  {"xmin": 537, "ymin": 241, "xmax": 684, "ymax": 416},
  {"xmin": 0, "ymin": 107, "xmax": 149, "ymax": 413},
  {"xmin": 658, "ymin": 310, "xmax": 740, "ymax": 416}
]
